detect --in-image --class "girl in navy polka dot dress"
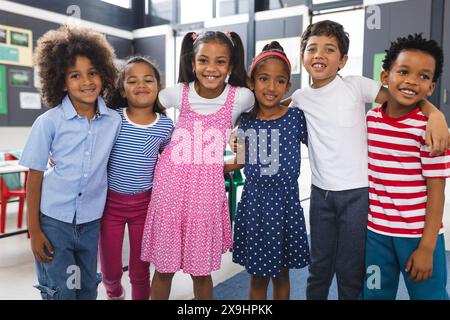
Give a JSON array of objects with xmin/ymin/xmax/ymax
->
[{"xmin": 225, "ymin": 42, "xmax": 310, "ymax": 299}]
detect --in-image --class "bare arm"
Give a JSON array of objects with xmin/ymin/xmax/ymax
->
[
  {"xmin": 375, "ymin": 87, "xmax": 449, "ymax": 155},
  {"xmin": 27, "ymin": 169, "xmax": 54, "ymax": 262},
  {"xmin": 405, "ymin": 178, "xmax": 446, "ymax": 281}
]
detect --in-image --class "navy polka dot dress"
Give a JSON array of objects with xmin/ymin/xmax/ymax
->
[{"xmin": 232, "ymin": 108, "xmax": 310, "ymax": 277}]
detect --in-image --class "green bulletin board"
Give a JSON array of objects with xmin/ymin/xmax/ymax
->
[
  {"xmin": 372, "ymin": 53, "xmax": 385, "ymax": 108},
  {"xmin": 0, "ymin": 65, "xmax": 7, "ymax": 115}
]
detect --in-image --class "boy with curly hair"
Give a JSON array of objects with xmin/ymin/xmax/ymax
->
[
  {"xmin": 362, "ymin": 34, "xmax": 449, "ymax": 300},
  {"xmin": 19, "ymin": 25, "xmax": 121, "ymax": 300}
]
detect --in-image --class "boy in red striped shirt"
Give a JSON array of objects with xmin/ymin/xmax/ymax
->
[{"xmin": 363, "ymin": 34, "xmax": 450, "ymax": 300}]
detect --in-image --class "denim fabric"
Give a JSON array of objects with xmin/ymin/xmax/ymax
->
[
  {"xmin": 306, "ymin": 185, "xmax": 368, "ymax": 300},
  {"xmin": 362, "ymin": 230, "xmax": 449, "ymax": 300},
  {"xmin": 34, "ymin": 213, "xmax": 101, "ymax": 300}
]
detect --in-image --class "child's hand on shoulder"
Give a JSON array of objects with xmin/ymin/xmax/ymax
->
[
  {"xmin": 30, "ymin": 230, "xmax": 54, "ymax": 263},
  {"xmin": 405, "ymin": 247, "xmax": 434, "ymax": 282}
]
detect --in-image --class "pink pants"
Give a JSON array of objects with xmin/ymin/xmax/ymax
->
[{"xmin": 99, "ymin": 189, "xmax": 151, "ymax": 300}]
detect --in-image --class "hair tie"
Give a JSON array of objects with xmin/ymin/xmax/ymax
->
[
  {"xmin": 249, "ymin": 51, "xmax": 291, "ymax": 76},
  {"xmin": 192, "ymin": 32, "xmax": 198, "ymax": 41},
  {"xmin": 225, "ymin": 31, "xmax": 235, "ymax": 47}
]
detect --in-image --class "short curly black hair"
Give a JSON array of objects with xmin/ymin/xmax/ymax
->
[
  {"xmin": 34, "ymin": 24, "xmax": 117, "ymax": 108},
  {"xmin": 382, "ymin": 33, "xmax": 443, "ymax": 82},
  {"xmin": 300, "ymin": 20, "xmax": 349, "ymax": 58}
]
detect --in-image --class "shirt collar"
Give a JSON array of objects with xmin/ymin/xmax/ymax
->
[{"xmin": 61, "ymin": 95, "xmax": 110, "ymax": 120}]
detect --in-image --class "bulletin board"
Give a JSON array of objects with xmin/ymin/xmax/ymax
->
[
  {"xmin": 0, "ymin": 24, "xmax": 33, "ymax": 67},
  {"xmin": 372, "ymin": 52, "xmax": 384, "ymax": 107},
  {"xmin": 0, "ymin": 65, "xmax": 6, "ymax": 115}
]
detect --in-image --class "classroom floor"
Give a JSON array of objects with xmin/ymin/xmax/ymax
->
[{"xmin": 1, "ymin": 146, "xmax": 450, "ymax": 300}]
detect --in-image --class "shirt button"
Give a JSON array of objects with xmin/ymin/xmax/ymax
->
[
  {"xmin": 85, "ymin": 151, "xmax": 90, "ymax": 156},
  {"xmin": 84, "ymin": 174, "xmax": 88, "ymax": 178},
  {"xmin": 78, "ymin": 193, "xmax": 82, "ymax": 196},
  {"xmin": 88, "ymin": 131, "xmax": 92, "ymax": 134}
]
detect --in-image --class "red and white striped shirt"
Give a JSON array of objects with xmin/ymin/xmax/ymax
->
[{"xmin": 367, "ymin": 105, "xmax": 450, "ymax": 237}]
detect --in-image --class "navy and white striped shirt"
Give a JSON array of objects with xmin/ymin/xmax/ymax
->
[{"xmin": 108, "ymin": 108, "xmax": 173, "ymax": 194}]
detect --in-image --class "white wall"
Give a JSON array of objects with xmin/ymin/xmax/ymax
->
[{"xmin": 0, "ymin": 127, "xmax": 30, "ymax": 150}]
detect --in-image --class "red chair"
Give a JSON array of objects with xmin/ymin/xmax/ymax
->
[{"xmin": 0, "ymin": 153, "xmax": 28, "ymax": 234}]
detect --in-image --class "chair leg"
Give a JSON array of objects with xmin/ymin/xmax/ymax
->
[
  {"xmin": 1, "ymin": 198, "xmax": 7, "ymax": 234},
  {"xmin": 17, "ymin": 197, "xmax": 25, "ymax": 229},
  {"xmin": 231, "ymin": 185, "xmax": 238, "ymax": 221}
]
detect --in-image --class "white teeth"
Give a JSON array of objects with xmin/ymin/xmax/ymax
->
[
  {"xmin": 400, "ymin": 89, "xmax": 416, "ymax": 96},
  {"xmin": 312, "ymin": 63, "xmax": 326, "ymax": 69}
]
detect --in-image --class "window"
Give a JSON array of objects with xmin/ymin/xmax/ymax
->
[
  {"xmin": 151, "ymin": 0, "xmax": 173, "ymax": 21},
  {"xmin": 101, "ymin": 0, "xmax": 131, "ymax": 9},
  {"xmin": 312, "ymin": 9, "xmax": 365, "ymax": 77},
  {"xmin": 269, "ymin": 0, "xmax": 305, "ymax": 9},
  {"xmin": 179, "ymin": 0, "xmax": 213, "ymax": 23},
  {"xmin": 217, "ymin": 0, "xmax": 235, "ymax": 17}
]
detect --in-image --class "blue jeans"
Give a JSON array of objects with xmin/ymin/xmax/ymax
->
[
  {"xmin": 362, "ymin": 230, "xmax": 449, "ymax": 300},
  {"xmin": 34, "ymin": 213, "xmax": 101, "ymax": 300},
  {"xmin": 306, "ymin": 185, "xmax": 369, "ymax": 300}
]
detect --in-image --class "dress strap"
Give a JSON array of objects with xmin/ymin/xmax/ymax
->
[{"xmin": 180, "ymin": 83, "xmax": 190, "ymax": 115}]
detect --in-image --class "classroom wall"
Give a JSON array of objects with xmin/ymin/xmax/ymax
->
[
  {"xmin": 255, "ymin": 15, "xmax": 304, "ymax": 97},
  {"xmin": 0, "ymin": 10, "xmax": 132, "ymax": 127}
]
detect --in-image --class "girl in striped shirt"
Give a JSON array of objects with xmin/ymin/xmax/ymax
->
[{"xmin": 99, "ymin": 56, "xmax": 173, "ymax": 300}]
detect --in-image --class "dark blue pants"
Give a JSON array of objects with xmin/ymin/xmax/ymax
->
[
  {"xmin": 306, "ymin": 185, "xmax": 368, "ymax": 300},
  {"xmin": 34, "ymin": 213, "xmax": 101, "ymax": 300}
]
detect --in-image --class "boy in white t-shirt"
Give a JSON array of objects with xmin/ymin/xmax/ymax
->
[{"xmin": 289, "ymin": 20, "xmax": 449, "ymax": 300}]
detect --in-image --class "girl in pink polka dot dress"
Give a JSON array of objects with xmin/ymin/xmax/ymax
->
[{"xmin": 140, "ymin": 31, "xmax": 255, "ymax": 300}]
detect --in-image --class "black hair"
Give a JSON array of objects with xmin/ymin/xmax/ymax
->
[
  {"xmin": 106, "ymin": 55, "xmax": 166, "ymax": 115},
  {"xmin": 382, "ymin": 33, "xmax": 443, "ymax": 82},
  {"xmin": 300, "ymin": 20, "xmax": 349, "ymax": 58},
  {"xmin": 247, "ymin": 41, "xmax": 291, "ymax": 120},
  {"xmin": 178, "ymin": 31, "xmax": 248, "ymax": 88}
]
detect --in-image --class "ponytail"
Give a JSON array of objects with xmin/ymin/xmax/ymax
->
[
  {"xmin": 227, "ymin": 31, "xmax": 248, "ymax": 88},
  {"xmin": 178, "ymin": 32, "xmax": 196, "ymax": 84}
]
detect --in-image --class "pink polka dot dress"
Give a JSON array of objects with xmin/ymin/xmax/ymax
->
[{"xmin": 141, "ymin": 84, "xmax": 235, "ymax": 276}]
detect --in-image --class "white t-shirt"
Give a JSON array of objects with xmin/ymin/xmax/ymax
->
[
  {"xmin": 159, "ymin": 82, "xmax": 255, "ymax": 126},
  {"xmin": 291, "ymin": 75, "xmax": 381, "ymax": 191}
]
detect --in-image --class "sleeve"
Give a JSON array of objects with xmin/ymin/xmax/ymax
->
[
  {"xmin": 348, "ymin": 75, "xmax": 382, "ymax": 104},
  {"xmin": 158, "ymin": 83, "xmax": 183, "ymax": 110},
  {"xmin": 18, "ymin": 114, "xmax": 55, "ymax": 171},
  {"xmin": 298, "ymin": 109, "xmax": 308, "ymax": 146},
  {"xmin": 235, "ymin": 87, "xmax": 255, "ymax": 114},
  {"xmin": 159, "ymin": 119, "xmax": 174, "ymax": 153},
  {"xmin": 420, "ymin": 135, "xmax": 450, "ymax": 178},
  {"xmin": 289, "ymin": 89, "xmax": 303, "ymax": 110}
]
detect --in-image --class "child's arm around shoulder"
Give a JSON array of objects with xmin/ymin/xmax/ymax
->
[{"xmin": 373, "ymin": 83, "xmax": 449, "ymax": 156}]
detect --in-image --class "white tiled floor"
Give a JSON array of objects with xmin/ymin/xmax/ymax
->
[{"xmin": 1, "ymin": 149, "xmax": 450, "ymax": 299}]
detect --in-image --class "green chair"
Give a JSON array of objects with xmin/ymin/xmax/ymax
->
[{"xmin": 224, "ymin": 151, "xmax": 245, "ymax": 222}]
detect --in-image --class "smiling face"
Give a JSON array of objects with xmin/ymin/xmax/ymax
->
[
  {"xmin": 301, "ymin": 35, "xmax": 348, "ymax": 88},
  {"xmin": 192, "ymin": 40, "xmax": 232, "ymax": 98},
  {"xmin": 122, "ymin": 62, "xmax": 159, "ymax": 109},
  {"xmin": 249, "ymin": 58, "xmax": 291, "ymax": 110},
  {"xmin": 64, "ymin": 55, "xmax": 102, "ymax": 111},
  {"xmin": 382, "ymin": 49, "xmax": 436, "ymax": 114}
]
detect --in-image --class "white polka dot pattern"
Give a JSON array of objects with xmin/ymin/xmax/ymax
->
[
  {"xmin": 232, "ymin": 108, "xmax": 311, "ymax": 277},
  {"xmin": 141, "ymin": 84, "xmax": 235, "ymax": 276}
]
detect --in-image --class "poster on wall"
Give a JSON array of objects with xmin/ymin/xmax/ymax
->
[
  {"xmin": 0, "ymin": 24, "xmax": 33, "ymax": 67},
  {"xmin": 19, "ymin": 92, "xmax": 41, "ymax": 110},
  {"xmin": 0, "ymin": 65, "xmax": 7, "ymax": 115},
  {"xmin": 9, "ymin": 69, "xmax": 32, "ymax": 87},
  {"xmin": 255, "ymin": 37, "xmax": 301, "ymax": 75}
]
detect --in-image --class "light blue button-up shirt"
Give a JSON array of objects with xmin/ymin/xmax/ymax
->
[{"xmin": 19, "ymin": 95, "xmax": 121, "ymax": 224}]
